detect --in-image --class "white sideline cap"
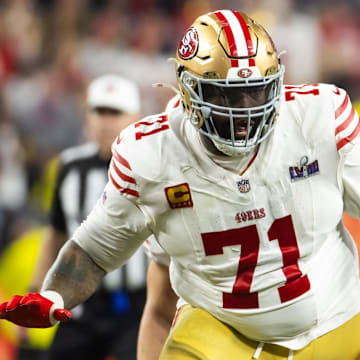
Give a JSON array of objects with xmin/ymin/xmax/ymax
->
[{"xmin": 87, "ymin": 74, "xmax": 140, "ymax": 114}]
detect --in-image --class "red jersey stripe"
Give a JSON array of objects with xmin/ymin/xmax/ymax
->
[
  {"xmin": 240, "ymin": 149, "xmax": 258, "ymax": 176},
  {"xmin": 337, "ymin": 117, "xmax": 360, "ymax": 150},
  {"xmin": 111, "ymin": 147, "xmax": 131, "ymax": 170},
  {"xmin": 109, "ymin": 173, "xmax": 139, "ymax": 197},
  {"xmin": 165, "ymin": 96, "xmax": 181, "ymax": 112},
  {"xmin": 335, "ymin": 107, "xmax": 356, "ymax": 135},
  {"xmin": 214, "ymin": 11, "xmax": 238, "ymax": 67},
  {"xmin": 335, "ymin": 95, "xmax": 349, "ymax": 119},
  {"xmin": 111, "ymin": 160, "xmax": 137, "ymax": 184}
]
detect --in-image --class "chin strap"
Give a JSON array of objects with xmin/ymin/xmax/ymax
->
[{"xmin": 152, "ymin": 82, "xmax": 179, "ymax": 95}]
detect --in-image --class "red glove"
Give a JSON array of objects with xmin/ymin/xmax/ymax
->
[{"xmin": 0, "ymin": 291, "xmax": 71, "ymax": 328}]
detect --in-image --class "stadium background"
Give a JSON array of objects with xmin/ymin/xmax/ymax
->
[{"xmin": 0, "ymin": 0, "xmax": 360, "ymax": 358}]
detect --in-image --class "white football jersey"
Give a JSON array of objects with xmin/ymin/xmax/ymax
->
[{"xmin": 73, "ymin": 83, "xmax": 360, "ymax": 350}]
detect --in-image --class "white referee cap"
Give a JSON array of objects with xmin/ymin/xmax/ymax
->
[{"xmin": 87, "ymin": 74, "xmax": 140, "ymax": 114}]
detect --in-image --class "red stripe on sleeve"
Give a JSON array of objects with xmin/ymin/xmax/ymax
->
[
  {"xmin": 337, "ymin": 117, "xmax": 360, "ymax": 150},
  {"xmin": 111, "ymin": 160, "xmax": 137, "ymax": 184},
  {"xmin": 111, "ymin": 147, "xmax": 131, "ymax": 170},
  {"xmin": 335, "ymin": 107, "xmax": 356, "ymax": 135},
  {"xmin": 335, "ymin": 95, "xmax": 349, "ymax": 119},
  {"xmin": 214, "ymin": 11, "xmax": 238, "ymax": 67},
  {"xmin": 109, "ymin": 173, "xmax": 139, "ymax": 197}
]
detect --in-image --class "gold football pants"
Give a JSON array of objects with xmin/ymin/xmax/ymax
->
[{"xmin": 159, "ymin": 305, "xmax": 360, "ymax": 360}]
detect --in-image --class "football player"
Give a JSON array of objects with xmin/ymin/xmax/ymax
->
[{"xmin": 2, "ymin": 9, "xmax": 360, "ymax": 360}]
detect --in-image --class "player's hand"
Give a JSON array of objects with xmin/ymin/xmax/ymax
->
[{"xmin": 0, "ymin": 291, "xmax": 71, "ymax": 328}]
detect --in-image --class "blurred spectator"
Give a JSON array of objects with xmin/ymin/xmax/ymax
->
[
  {"xmin": 318, "ymin": 2, "xmax": 360, "ymax": 99},
  {"xmin": 0, "ymin": 96, "xmax": 27, "ymax": 253},
  {"xmin": 4, "ymin": 37, "xmax": 83, "ymax": 147},
  {"xmin": 319, "ymin": 3, "xmax": 360, "ymax": 79},
  {"xmin": 0, "ymin": 16, "xmax": 17, "ymax": 86},
  {"xmin": 0, "ymin": 0, "xmax": 42, "ymax": 80},
  {"xmin": 76, "ymin": 6, "xmax": 176, "ymax": 115},
  {"xmin": 249, "ymin": 0, "xmax": 321, "ymax": 84}
]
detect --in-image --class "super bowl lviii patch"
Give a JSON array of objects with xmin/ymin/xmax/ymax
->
[{"xmin": 289, "ymin": 157, "xmax": 319, "ymax": 182}]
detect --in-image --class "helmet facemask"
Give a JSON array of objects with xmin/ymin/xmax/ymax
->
[{"xmin": 179, "ymin": 66, "xmax": 284, "ymax": 155}]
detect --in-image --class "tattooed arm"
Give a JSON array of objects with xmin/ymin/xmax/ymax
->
[
  {"xmin": 41, "ymin": 240, "xmax": 106, "ymax": 309},
  {"xmin": 0, "ymin": 184, "xmax": 151, "ymax": 327}
]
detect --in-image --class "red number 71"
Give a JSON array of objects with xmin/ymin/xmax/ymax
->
[{"xmin": 201, "ymin": 215, "xmax": 310, "ymax": 309}]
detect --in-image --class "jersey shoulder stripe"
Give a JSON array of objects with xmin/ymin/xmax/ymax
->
[
  {"xmin": 110, "ymin": 158, "xmax": 136, "ymax": 184},
  {"xmin": 109, "ymin": 141, "xmax": 139, "ymax": 198},
  {"xmin": 165, "ymin": 94, "xmax": 181, "ymax": 112},
  {"xmin": 109, "ymin": 172, "xmax": 139, "ymax": 197},
  {"xmin": 111, "ymin": 141, "xmax": 131, "ymax": 170},
  {"xmin": 333, "ymin": 87, "xmax": 360, "ymax": 151}
]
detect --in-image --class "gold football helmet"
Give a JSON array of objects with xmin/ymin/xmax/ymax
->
[{"xmin": 175, "ymin": 10, "xmax": 284, "ymax": 155}]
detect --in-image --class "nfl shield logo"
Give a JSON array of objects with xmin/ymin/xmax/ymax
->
[{"xmin": 237, "ymin": 179, "xmax": 251, "ymax": 193}]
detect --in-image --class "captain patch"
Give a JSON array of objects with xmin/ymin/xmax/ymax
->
[{"xmin": 165, "ymin": 183, "xmax": 193, "ymax": 209}]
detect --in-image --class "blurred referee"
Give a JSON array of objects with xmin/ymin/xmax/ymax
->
[{"xmin": 22, "ymin": 75, "xmax": 148, "ymax": 360}]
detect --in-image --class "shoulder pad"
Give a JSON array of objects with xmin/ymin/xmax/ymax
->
[{"xmin": 109, "ymin": 112, "xmax": 173, "ymax": 199}]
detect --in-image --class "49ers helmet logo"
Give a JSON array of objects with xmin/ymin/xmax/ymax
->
[
  {"xmin": 178, "ymin": 27, "xmax": 199, "ymax": 60},
  {"xmin": 238, "ymin": 68, "xmax": 253, "ymax": 78}
]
